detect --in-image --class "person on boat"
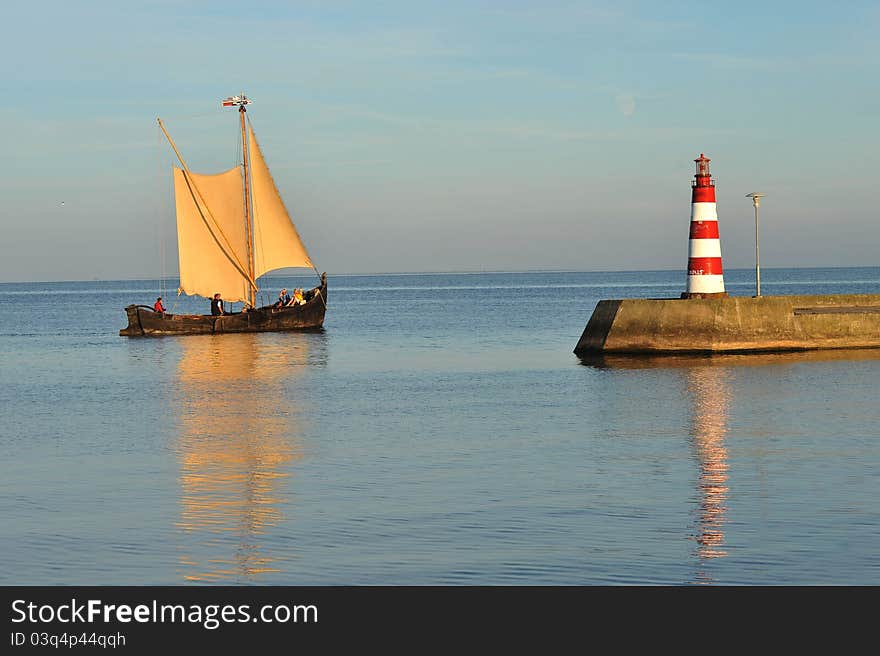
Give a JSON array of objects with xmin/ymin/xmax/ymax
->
[
  {"xmin": 153, "ymin": 297, "xmax": 166, "ymax": 314},
  {"xmin": 210, "ymin": 293, "xmax": 225, "ymax": 316},
  {"xmin": 288, "ymin": 288, "xmax": 304, "ymax": 306},
  {"xmin": 276, "ymin": 288, "xmax": 291, "ymax": 308}
]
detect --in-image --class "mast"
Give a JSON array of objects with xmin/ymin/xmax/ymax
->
[{"xmin": 223, "ymin": 93, "xmax": 256, "ymax": 308}]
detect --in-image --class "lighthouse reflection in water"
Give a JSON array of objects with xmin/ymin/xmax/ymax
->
[
  {"xmin": 173, "ymin": 333, "xmax": 322, "ymax": 583},
  {"xmin": 685, "ymin": 365, "xmax": 732, "ymax": 575}
]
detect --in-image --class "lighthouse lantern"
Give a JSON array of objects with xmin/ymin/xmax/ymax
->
[{"xmin": 694, "ymin": 153, "xmax": 712, "ymax": 183}]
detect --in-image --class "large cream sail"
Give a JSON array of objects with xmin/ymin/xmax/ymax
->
[
  {"xmin": 173, "ymin": 166, "xmax": 252, "ymax": 304},
  {"xmin": 248, "ymin": 124, "xmax": 314, "ymax": 278}
]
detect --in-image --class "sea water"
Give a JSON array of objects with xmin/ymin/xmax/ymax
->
[{"xmin": 1, "ymin": 267, "xmax": 878, "ymax": 585}]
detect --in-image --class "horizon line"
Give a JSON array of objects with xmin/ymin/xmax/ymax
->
[{"xmin": 1, "ymin": 264, "xmax": 878, "ymax": 286}]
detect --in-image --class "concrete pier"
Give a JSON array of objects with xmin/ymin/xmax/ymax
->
[{"xmin": 573, "ymin": 294, "xmax": 880, "ymax": 355}]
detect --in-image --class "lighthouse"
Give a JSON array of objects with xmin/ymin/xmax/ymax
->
[
  {"xmin": 682, "ymin": 154, "xmax": 728, "ymax": 299},
  {"xmin": 573, "ymin": 151, "xmax": 880, "ymax": 356}
]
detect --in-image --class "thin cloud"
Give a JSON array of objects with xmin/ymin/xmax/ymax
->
[{"xmin": 671, "ymin": 52, "xmax": 793, "ymax": 73}]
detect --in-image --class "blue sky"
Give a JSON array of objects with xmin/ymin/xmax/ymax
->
[{"xmin": 2, "ymin": 0, "xmax": 878, "ymax": 281}]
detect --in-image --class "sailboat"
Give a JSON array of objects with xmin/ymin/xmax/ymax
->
[{"xmin": 120, "ymin": 94, "xmax": 327, "ymax": 337}]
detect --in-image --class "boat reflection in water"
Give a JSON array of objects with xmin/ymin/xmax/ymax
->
[{"xmin": 173, "ymin": 332, "xmax": 325, "ymax": 582}]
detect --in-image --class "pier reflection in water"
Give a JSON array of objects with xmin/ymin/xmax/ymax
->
[
  {"xmin": 173, "ymin": 332, "xmax": 325, "ymax": 583},
  {"xmin": 579, "ymin": 348, "xmax": 880, "ymax": 583}
]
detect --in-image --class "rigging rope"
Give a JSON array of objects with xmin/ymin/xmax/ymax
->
[
  {"xmin": 155, "ymin": 123, "xmax": 167, "ymax": 302},
  {"xmin": 170, "ymin": 287, "xmax": 182, "ymax": 314}
]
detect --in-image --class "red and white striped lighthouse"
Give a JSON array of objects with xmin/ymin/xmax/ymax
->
[{"xmin": 683, "ymin": 153, "xmax": 728, "ymax": 298}]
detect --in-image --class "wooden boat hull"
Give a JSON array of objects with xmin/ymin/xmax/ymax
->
[{"xmin": 120, "ymin": 279, "xmax": 327, "ymax": 337}]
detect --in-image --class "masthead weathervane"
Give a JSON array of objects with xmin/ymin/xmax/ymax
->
[{"xmin": 221, "ymin": 94, "xmax": 252, "ymax": 108}]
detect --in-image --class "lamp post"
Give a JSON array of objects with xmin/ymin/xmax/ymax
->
[{"xmin": 745, "ymin": 193, "xmax": 765, "ymax": 296}]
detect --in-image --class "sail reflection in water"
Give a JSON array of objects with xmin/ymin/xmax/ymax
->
[
  {"xmin": 685, "ymin": 365, "xmax": 732, "ymax": 572},
  {"xmin": 173, "ymin": 334, "xmax": 318, "ymax": 582}
]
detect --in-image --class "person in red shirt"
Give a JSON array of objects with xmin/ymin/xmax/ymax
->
[{"xmin": 153, "ymin": 297, "xmax": 166, "ymax": 314}]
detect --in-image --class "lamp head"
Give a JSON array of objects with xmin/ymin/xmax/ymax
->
[{"xmin": 745, "ymin": 192, "xmax": 765, "ymax": 208}]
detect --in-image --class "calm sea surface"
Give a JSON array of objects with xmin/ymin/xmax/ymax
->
[{"xmin": 1, "ymin": 267, "xmax": 878, "ymax": 585}]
